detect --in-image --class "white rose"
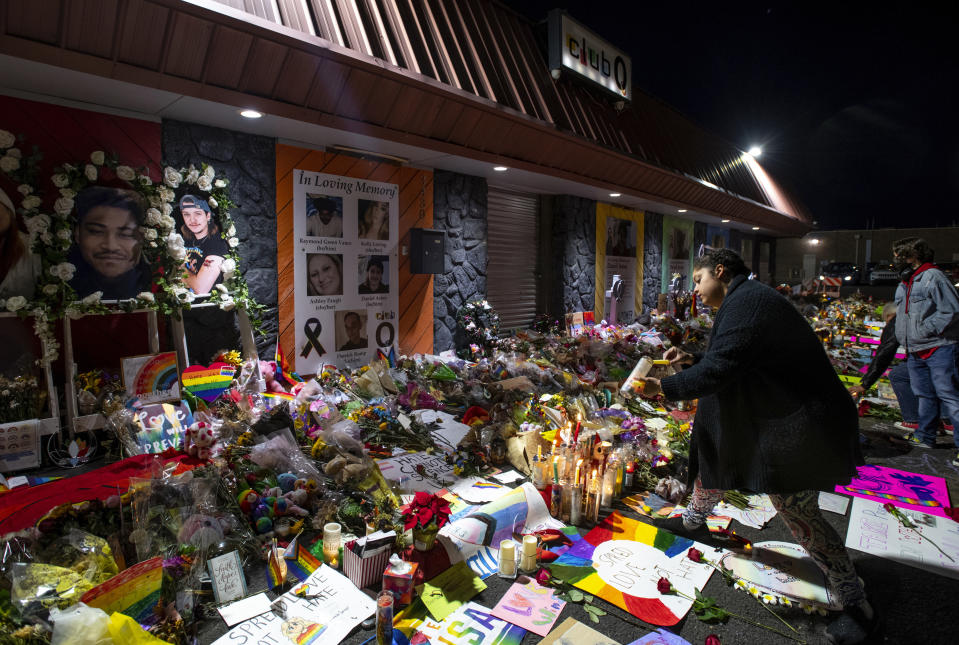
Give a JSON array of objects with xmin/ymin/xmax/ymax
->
[
  {"xmin": 215, "ymin": 284, "xmax": 230, "ymax": 295},
  {"xmin": 25, "ymin": 214, "xmax": 50, "ymax": 235},
  {"xmin": 149, "ymin": 194, "xmax": 164, "ymax": 208},
  {"xmin": 197, "ymin": 175, "xmax": 212, "ymax": 192},
  {"xmin": 226, "ymin": 224, "xmax": 236, "ymax": 237},
  {"xmin": 146, "ymin": 208, "xmax": 161, "ymax": 225},
  {"xmin": 136, "ymin": 291, "xmax": 155, "ymax": 303},
  {"xmin": 208, "ymin": 196, "xmax": 218, "ymax": 209},
  {"xmin": 219, "ymin": 298, "xmax": 235, "ymax": 312},
  {"xmin": 90, "ymin": 150, "xmax": 105, "ymax": 165},
  {"xmin": 40, "ymin": 231, "xmax": 53, "ymax": 245},
  {"xmin": 21, "ymin": 195, "xmax": 41, "ymax": 210},
  {"xmin": 159, "ymin": 214, "xmax": 176, "ymax": 231},
  {"xmin": 158, "ymin": 186, "xmax": 175, "ymax": 203},
  {"xmin": 220, "ymin": 258, "xmax": 236, "ymax": 276},
  {"xmin": 177, "ymin": 290, "xmax": 196, "ymax": 304},
  {"xmin": 57, "ymin": 229, "xmax": 71, "ymax": 240},
  {"xmin": 81, "ymin": 291, "xmax": 103, "ymax": 306},
  {"xmin": 116, "ymin": 165, "xmax": 135, "ymax": 181},
  {"xmin": 228, "ymin": 237, "xmax": 239, "ymax": 248},
  {"xmin": 17, "ymin": 184, "xmax": 32, "ymax": 196},
  {"xmin": 138, "ymin": 174, "xmax": 153, "ymax": 186},
  {"xmin": 84, "ymin": 164, "xmax": 98, "ymax": 181},
  {"xmin": 214, "ymin": 178, "xmax": 227, "ymax": 188},
  {"xmin": 186, "ymin": 167, "xmax": 200, "ymax": 184},
  {"xmin": 54, "ymin": 197, "xmax": 75, "ymax": 215},
  {"xmin": 42, "ymin": 284, "xmax": 58, "ymax": 295},
  {"xmin": 162, "ymin": 203, "xmax": 173, "ymax": 217},
  {"xmin": 141, "ymin": 227, "xmax": 158, "ymax": 241},
  {"xmin": 65, "ymin": 306, "xmax": 82, "ymax": 319},
  {"xmin": 0, "ymin": 155, "xmax": 20, "ymax": 172},
  {"xmin": 0, "ymin": 129, "xmax": 14, "ymax": 148},
  {"xmin": 6, "ymin": 148, "xmax": 21, "ymax": 159},
  {"xmin": 52, "ymin": 173, "xmax": 70, "ymax": 188},
  {"xmin": 54, "ymin": 262, "xmax": 76, "ymax": 281},
  {"xmin": 163, "ymin": 167, "xmax": 183, "ymax": 188},
  {"xmin": 202, "ymin": 165, "xmax": 215, "ymax": 179},
  {"xmin": 5, "ymin": 296, "xmax": 27, "ymax": 312},
  {"xmin": 59, "ymin": 188, "xmax": 76, "ymax": 199}
]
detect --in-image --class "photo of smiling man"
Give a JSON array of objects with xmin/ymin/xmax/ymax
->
[
  {"xmin": 68, "ymin": 186, "xmax": 150, "ymax": 300},
  {"xmin": 179, "ymin": 194, "xmax": 228, "ymax": 294}
]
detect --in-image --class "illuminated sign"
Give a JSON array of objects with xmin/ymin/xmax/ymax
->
[{"xmin": 548, "ymin": 10, "xmax": 632, "ymax": 101}]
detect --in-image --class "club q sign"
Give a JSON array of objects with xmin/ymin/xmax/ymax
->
[{"xmin": 548, "ymin": 10, "xmax": 632, "ymax": 101}]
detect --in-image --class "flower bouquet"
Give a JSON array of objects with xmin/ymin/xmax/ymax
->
[{"xmin": 401, "ymin": 492, "xmax": 451, "ymax": 551}]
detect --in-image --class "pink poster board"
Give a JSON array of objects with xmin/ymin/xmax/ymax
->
[
  {"xmin": 491, "ymin": 577, "xmax": 566, "ymax": 636},
  {"xmin": 835, "ymin": 464, "xmax": 952, "ymax": 518}
]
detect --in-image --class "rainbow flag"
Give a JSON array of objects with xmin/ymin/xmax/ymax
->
[
  {"xmin": 267, "ymin": 540, "xmax": 288, "ymax": 589},
  {"xmin": 275, "ymin": 341, "xmax": 303, "ymax": 385},
  {"xmin": 376, "ymin": 347, "xmax": 397, "ymax": 368},
  {"xmin": 284, "ymin": 536, "xmax": 322, "ymax": 582}
]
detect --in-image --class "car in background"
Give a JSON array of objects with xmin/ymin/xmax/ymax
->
[
  {"xmin": 868, "ymin": 263, "xmax": 899, "ymax": 285},
  {"xmin": 819, "ymin": 262, "xmax": 860, "ymax": 285},
  {"xmin": 937, "ymin": 261, "xmax": 959, "ymax": 287}
]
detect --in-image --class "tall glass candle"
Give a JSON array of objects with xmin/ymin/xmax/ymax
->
[{"xmin": 323, "ymin": 522, "xmax": 342, "ymax": 567}]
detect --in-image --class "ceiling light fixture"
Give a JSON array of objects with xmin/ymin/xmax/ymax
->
[
  {"xmin": 752, "ymin": 226, "xmax": 760, "ymax": 230},
  {"xmin": 239, "ymin": 109, "xmax": 263, "ymax": 119},
  {"xmin": 609, "ymin": 192, "xmax": 621, "ymax": 197},
  {"xmin": 721, "ymin": 219, "xmax": 730, "ymax": 223},
  {"xmin": 493, "ymin": 166, "xmax": 508, "ymax": 171},
  {"xmin": 677, "ymin": 209, "xmax": 687, "ymax": 213},
  {"xmin": 748, "ymin": 146, "xmax": 762, "ymax": 157}
]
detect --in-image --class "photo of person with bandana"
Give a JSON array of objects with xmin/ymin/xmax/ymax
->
[{"xmin": 179, "ymin": 194, "xmax": 228, "ymax": 294}]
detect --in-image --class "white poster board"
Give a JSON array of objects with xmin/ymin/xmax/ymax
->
[
  {"xmin": 294, "ymin": 171, "xmax": 399, "ymax": 373},
  {"xmin": 604, "ymin": 215, "xmax": 637, "ymax": 323},
  {"xmin": 0, "ymin": 419, "xmax": 40, "ymax": 472}
]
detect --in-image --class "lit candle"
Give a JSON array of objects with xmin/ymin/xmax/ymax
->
[
  {"xmin": 323, "ymin": 522, "xmax": 342, "ymax": 567},
  {"xmin": 520, "ymin": 535, "xmax": 538, "ymax": 573},
  {"xmin": 498, "ymin": 540, "xmax": 517, "ymax": 578}
]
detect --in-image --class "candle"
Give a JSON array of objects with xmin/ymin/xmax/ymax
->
[
  {"xmin": 550, "ymin": 480, "xmax": 563, "ymax": 517},
  {"xmin": 376, "ymin": 590, "xmax": 394, "ymax": 645},
  {"xmin": 520, "ymin": 535, "xmax": 538, "ymax": 573},
  {"xmin": 589, "ymin": 470, "xmax": 601, "ymax": 525},
  {"xmin": 574, "ymin": 415, "xmax": 582, "ymax": 443},
  {"xmin": 570, "ymin": 486, "xmax": 582, "ymax": 525},
  {"xmin": 574, "ymin": 458, "xmax": 584, "ymax": 487},
  {"xmin": 621, "ymin": 356, "xmax": 654, "ymax": 394},
  {"xmin": 560, "ymin": 477, "xmax": 571, "ymax": 523},
  {"xmin": 323, "ymin": 522, "xmax": 342, "ymax": 567},
  {"xmin": 498, "ymin": 540, "xmax": 517, "ymax": 578},
  {"xmin": 601, "ymin": 466, "xmax": 615, "ymax": 509}
]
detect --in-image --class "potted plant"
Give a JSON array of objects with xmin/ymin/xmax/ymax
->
[{"xmin": 402, "ymin": 492, "xmax": 451, "ymax": 551}]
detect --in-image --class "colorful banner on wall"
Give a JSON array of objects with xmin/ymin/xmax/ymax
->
[
  {"xmin": 293, "ymin": 171, "xmax": 399, "ymax": 372},
  {"xmin": 595, "ymin": 204, "xmax": 644, "ymax": 322},
  {"xmin": 550, "ymin": 512, "xmax": 715, "ymax": 626},
  {"xmin": 662, "ymin": 216, "xmax": 694, "ymax": 292}
]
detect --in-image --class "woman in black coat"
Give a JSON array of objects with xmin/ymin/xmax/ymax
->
[{"xmin": 641, "ymin": 249, "xmax": 875, "ymax": 645}]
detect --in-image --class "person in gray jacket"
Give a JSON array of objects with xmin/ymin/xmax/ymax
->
[{"xmin": 892, "ymin": 237, "xmax": 959, "ymax": 462}]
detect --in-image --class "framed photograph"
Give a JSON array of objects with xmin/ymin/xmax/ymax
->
[
  {"xmin": 305, "ymin": 194, "xmax": 344, "ymax": 238},
  {"xmin": 121, "ymin": 352, "xmax": 180, "ymax": 404},
  {"xmin": 335, "ymin": 309, "xmax": 368, "ymax": 352}
]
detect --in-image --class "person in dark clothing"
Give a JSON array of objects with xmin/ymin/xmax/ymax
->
[
  {"xmin": 640, "ymin": 248, "xmax": 875, "ymax": 645},
  {"xmin": 180, "ymin": 195, "xmax": 227, "ymax": 294}
]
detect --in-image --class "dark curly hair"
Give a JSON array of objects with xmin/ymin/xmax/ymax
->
[
  {"xmin": 892, "ymin": 237, "xmax": 934, "ymax": 263},
  {"xmin": 694, "ymin": 248, "xmax": 749, "ymax": 279}
]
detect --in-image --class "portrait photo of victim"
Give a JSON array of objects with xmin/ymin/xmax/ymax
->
[
  {"xmin": 179, "ymin": 194, "xmax": 228, "ymax": 294},
  {"xmin": 357, "ymin": 255, "xmax": 389, "ymax": 294},
  {"xmin": 0, "ymin": 186, "xmax": 40, "ymax": 300},
  {"xmin": 306, "ymin": 253, "xmax": 343, "ymax": 297},
  {"xmin": 68, "ymin": 186, "xmax": 151, "ymax": 300},
  {"xmin": 336, "ymin": 309, "xmax": 368, "ymax": 352},
  {"xmin": 305, "ymin": 194, "xmax": 343, "ymax": 238},
  {"xmin": 357, "ymin": 199, "xmax": 389, "ymax": 240}
]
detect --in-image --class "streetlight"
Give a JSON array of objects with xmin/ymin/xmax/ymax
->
[{"xmin": 748, "ymin": 146, "xmax": 762, "ymax": 157}]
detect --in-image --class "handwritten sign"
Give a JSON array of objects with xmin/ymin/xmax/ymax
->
[
  {"xmin": 208, "ymin": 551, "xmax": 246, "ymax": 604},
  {"xmin": 0, "ymin": 419, "xmax": 40, "ymax": 472},
  {"xmin": 420, "ymin": 561, "xmax": 486, "ymax": 621},
  {"xmin": 718, "ymin": 541, "xmax": 840, "ymax": 609},
  {"xmin": 491, "ymin": 577, "xmax": 565, "ymax": 636},
  {"xmin": 376, "ymin": 451, "xmax": 456, "ymax": 492},
  {"xmin": 845, "ymin": 496, "xmax": 959, "ymax": 580},
  {"xmin": 212, "ymin": 565, "xmax": 375, "ymax": 645},
  {"xmin": 836, "ymin": 464, "xmax": 952, "ymax": 518},
  {"xmin": 131, "ymin": 401, "xmax": 193, "ymax": 454},
  {"xmin": 415, "ymin": 601, "xmax": 526, "ymax": 645},
  {"xmin": 121, "ymin": 352, "xmax": 180, "ymax": 404}
]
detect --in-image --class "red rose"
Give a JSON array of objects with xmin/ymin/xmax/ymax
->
[
  {"xmin": 883, "ymin": 502, "xmax": 895, "ymax": 513},
  {"xmin": 705, "ymin": 635, "xmax": 722, "ymax": 645},
  {"xmin": 687, "ymin": 547, "xmax": 703, "ymax": 563},
  {"xmin": 657, "ymin": 577, "xmax": 672, "ymax": 594},
  {"xmin": 535, "ymin": 568, "xmax": 552, "ymax": 586}
]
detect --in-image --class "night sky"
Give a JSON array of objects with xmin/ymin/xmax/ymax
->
[{"xmin": 515, "ymin": 2, "xmax": 958, "ymax": 230}]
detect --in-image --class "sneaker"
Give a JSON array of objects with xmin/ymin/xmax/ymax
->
[
  {"xmin": 826, "ymin": 602, "xmax": 880, "ymax": 644},
  {"xmin": 904, "ymin": 434, "xmax": 935, "ymax": 449},
  {"xmin": 953, "ymin": 451, "xmax": 959, "ymax": 467},
  {"xmin": 942, "ymin": 421, "xmax": 954, "ymax": 435},
  {"xmin": 894, "ymin": 421, "xmax": 918, "ymax": 437}
]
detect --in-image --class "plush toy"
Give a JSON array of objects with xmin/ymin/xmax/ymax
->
[
  {"xmin": 237, "ymin": 489, "xmax": 260, "ymax": 515},
  {"xmin": 184, "ymin": 422, "xmax": 216, "ymax": 459},
  {"xmin": 258, "ymin": 360, "xmax": 287, "ymax": 393},
  {"xmin": 177, "ymin": 514, "xmax": 225, "ymax": 549},
  {"xmin": 283, "ymin": 488, "xmax": 309, "ymax": 507},
  {"xmin": 277, "ymin": 472, "xmax": 297, "ymax": 493}
]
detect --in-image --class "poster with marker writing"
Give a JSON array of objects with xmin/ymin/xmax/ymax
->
[{"xmin": 293, "ymin": 171, "xmax": 399, "ymax": 373}]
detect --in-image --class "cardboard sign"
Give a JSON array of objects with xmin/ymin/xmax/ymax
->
[
  {"xmin": 212, "ymin": 565, "xmax": 375, "ymax": 645},
  {"xmin": 208, "ymin": 551, "xmax": 247, "ymax": 605},
  {"xmin": 81, "ymin": 556, "xmax": 164, "ymax": 622},
  {"xmin": 491, "ymin": 577, "xmax": 566, "ymax": 636},
  {"xmin": 836, "ymin": 464, "xmax": 952, "ymax": 518},
  {"xmin": 121, "ymin": 352, "xmax": 180, "ymax": 404},
  {"xmin": 419, "ymin": 561, "xmax": 487, "ymax": 621},
  {"xmin": 0, "ymin": 419, "xmax": 40, "ymax": 472},
  {"xmin": 131, "ymin": 402, "xmax": 193, "ymax": 454}
]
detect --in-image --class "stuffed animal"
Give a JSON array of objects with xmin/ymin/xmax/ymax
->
[
  {"xmin": 184, "ymin": 422, "xmax": 216, "ymax": 460},
  {"xmin": 237, "ymin": 489, "xmax": 260, "ymax": 515},
  {"xmin": 258, "ymin": 360, "xmax": 287, "ymax": 393},
  {"xmin": 177, "ymin": 514, "xmax": 225, "ymax": 549},
  {"xmin": 277, "ymin": 473, "xmax": 297, "ymax": 493}
]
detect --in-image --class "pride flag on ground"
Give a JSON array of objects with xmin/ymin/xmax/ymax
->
[
  {"xmin": 267, "ymin": 539, "xmax": 288, "ymax": 589},
  {"xmin": 285, "ymin": 536, "xmax": 322, "ymax": 582}
]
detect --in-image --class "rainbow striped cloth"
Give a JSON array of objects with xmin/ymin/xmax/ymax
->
[{"xmin": 285, "ymin": 537, "xmax": 322, "ymax": 582}]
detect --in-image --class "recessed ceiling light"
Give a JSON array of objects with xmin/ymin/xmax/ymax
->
[
  {"xmin": 239, "ymin": 109, "xmax": 263, "ymax": 119},
  {"xmin": 677, "ymin": 209, "xmax": 687, "ymax": 213},
  {"xmin": 493, "ymin": 166, "xmax": 508, "ymax": 171},
  {"xmin": 752, "ymin": 226, "xmax": 760, "ymax": 230},
  {"xmin": 609, "ymin": 192, "xmax": 621, "ymax": 197},
  {"xmin": 721, "ymin": 219, "xmax": 730, "ymax": 223}
]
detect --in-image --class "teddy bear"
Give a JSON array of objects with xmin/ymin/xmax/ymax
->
[
  {"xmin": 258, "ymin": 360, "xmax": 288, "ymax": 393},
  {"xmin": 184, "ymin": 422, "xmax": 216, "ymax": 460}
]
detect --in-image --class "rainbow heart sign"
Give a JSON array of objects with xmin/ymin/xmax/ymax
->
[
  {"xmin": 181, "ymin": 362, "xmax": 236, "ymax": 402},
  {"xmin": 549, "ymin": 512, "xmax": 717, "ymax": 626}
]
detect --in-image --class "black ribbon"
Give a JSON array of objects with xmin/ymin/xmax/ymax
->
[{"xmin": 300, "ymin": 317, "xmax": 326, "ymax": 358}]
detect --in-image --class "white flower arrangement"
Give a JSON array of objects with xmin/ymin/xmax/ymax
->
[
  {"xmin": 90, "ymin": 150, "xmax": 105, "ymax": 165},
  {"xmin": 0, "ymin": 129, "xmax": 15, "ymax": 148}
]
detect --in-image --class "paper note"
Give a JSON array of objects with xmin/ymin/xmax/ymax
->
[
  {"xmin": 818, "ymin": 491, "xmax": 850, "ymax": 515},
  {"xmin": 420, "ymin": 560, "xmax": 487, "ymax": 621},
  {"xmin": 715, "ymin": 493, "xmax": 778, "ymax": 529},
  {"xmin": 217, "ymin": 593, "xmax": 272, "ymax": 627},
  {"xmin": 448, "ymin": 477, "xmax": 509, "ymax": 504},
  {"xmin": 492, "ymin": 470, "xmax": 526, "ymax": 484},
  {"xmin": 414, "ymin": 601, "xmax": 526, "ymax": 645},
  {"xmin": 208, "ymin": 551, "xmax": 247, "ymax": 605},
  {"xmin": 0, "ymin": 419, "xmax": 40, "ymax": 472},
  {"xmin": 213, "ymin": 565, "xmax": 375, "ymax": 645},
  {"xmin": 491, "ymin": 577, "xmax": 566, "ymax": 636},
  {"xmin": 540, "ymin": 617, "xmax": 620, "ymax": 645},
  {"xmin": 376, "ymin": 451, "xmax": 457, "ymax": 492},
  {"xmin": 413, "ymin": 409, "xmax": 471, "ymax": 453}
]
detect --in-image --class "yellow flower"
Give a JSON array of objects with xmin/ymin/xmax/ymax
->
[
  {"xmin": 379, "ymin": 421, "xmax": 388, "ymax": 430},
  {"xmin": 453, "ymin": 466, "xmax": 463, "ymax": 475}
]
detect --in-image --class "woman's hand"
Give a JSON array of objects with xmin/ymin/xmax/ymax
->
[
  {"xmin": 847, "ymin": 385, "xmax": 866, "ymax": 400},
  {"xmin": 638, "ymin": 377, "xmax": 662, "ymax": 397},
  {"xmin": 663, "ymin": 346, "xmax": 693, "ymax": 367}
]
